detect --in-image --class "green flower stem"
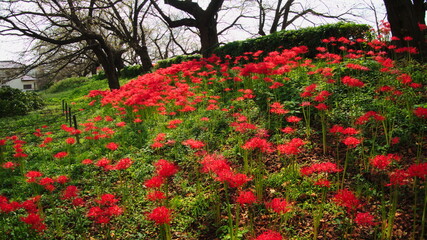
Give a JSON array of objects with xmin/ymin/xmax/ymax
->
[
  {"xmin": 420, "ymin": 181, "xmax": 427, "ymax": 240},
  {"xmin": 386, "ymin": 186, "xmax": 398, "ymax": 240},
  {"xmin": 224, "ymin": 184, "xmax": 236, "ymax": 240},
  {"xmin": 320, "ymin": 112, "xmax": 327, "ymax": 155},
  {"xmin": 341, "ymin": 150, "xmax": 350, "ymax": 189}
]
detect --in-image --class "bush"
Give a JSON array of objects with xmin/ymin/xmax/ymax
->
[
  {"xmin": 154, "ymin": 54, "xmax": 202, "ymax": 69},
  {"xmin": 45, "ymin": 77, "xmax": 90, "ymax": 93},
  {"xmin": 0, "ymin": 86, "xmax": 44, "ymax": 117},
  {"xmin": 120, "ymin": 65, "xmax": 143, "ymax": 79},
  {"xmin": 213, "ymin": 22, "xmax": 371, "ymax": 58}
]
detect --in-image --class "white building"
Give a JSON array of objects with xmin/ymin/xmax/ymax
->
[{"xmin": 0, "ymin": 61, "xmax": 38, "ymax": 91}]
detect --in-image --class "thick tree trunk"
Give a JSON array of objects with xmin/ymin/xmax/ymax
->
[
  {"xmin": 199, "ymin": 18, "xmax": 219, "ymax": 57},
  {"xmin": 91, "ymin": 42, "xmax": 121, "ymax": 90},
  {"xmin": 384, "ymin": 0, "xmax": 425, "ymax": 50},
  {"xmin": 136, "ymin": 46, "xmax": 153, "ymax": 73}
]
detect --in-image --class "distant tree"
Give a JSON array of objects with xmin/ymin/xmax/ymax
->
[
  {"xmin": 0, "ymin": 0, "xmax": 125, "ymax": 89},
  {"xmin": 255, "ymin": 0, "xmax": 362, "ymax": 35}
]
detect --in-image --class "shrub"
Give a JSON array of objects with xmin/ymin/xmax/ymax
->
[
  {"xmin": 0, "ymin": 86, "xmax": 44, "ymax": 117},
  {"xmin": 154, "ymin": 55, "xmax": 202, "ymax": 70},
  {"xmin": 120, "ymin": 65, "xmax": 143, "ymax": 79},
  {"xmin": 213, "ymin": 22, "xmax": 371, "ymax": 58}
]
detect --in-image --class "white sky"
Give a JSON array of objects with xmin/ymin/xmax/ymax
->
[{"xmin": 0, "ymin": 0, "xmax": 387, "ymax": 63}]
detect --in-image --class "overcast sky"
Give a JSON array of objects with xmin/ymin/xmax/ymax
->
[{"xmin": 0, "ymin": 0, "xmax": 387, "ymax": 63}]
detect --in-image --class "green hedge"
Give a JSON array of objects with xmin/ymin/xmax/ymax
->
[
  {"xmin": 0, "ymin": 86, "xmax": 44, "ymax": 117},
  {"xmin": 154, "ymin": 54, "xmax": 202, "ymax": 70},
  {"xmin": 213, "ymin": 22, "xmax": 371, "ymax": 58}
]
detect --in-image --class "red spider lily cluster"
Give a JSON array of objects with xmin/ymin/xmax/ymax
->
[{"xmin": 1, "ymin": 32, "xmax": 426, "ymax": 239}]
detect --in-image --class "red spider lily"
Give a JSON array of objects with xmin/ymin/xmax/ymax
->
[
  {"xmin": 72, "ymin": 197, "xmax": 85, "ymax": 206},
  {"xmin": 167, "ymin": 119, "xmax": 183, "ymax": 129},
  {"xmin": 277, "ymin": 138, "xmax": 306, "ymax": 156},
  {"xmin": 87, "ymin": 204, "xmax": 123, "ymax": 224},
  {"xmin": 151, "ymin": 142, "xmax": 164, "ymax": 149},
  {"xmin": 387, "ymin": 169, "xmax": 410, "ymax": 186},
  {"xmin": 116, "ymin": 122, "xmax": 126, "ymax": 127},
  {"xmin": 286, "ymin": 116, "xmax": 302, "ymax": 123},
  {"xmin": 20, "ymin": 213, "xmax": 46, "ymax": 232},
  {"xmin": 95, "ymin": 158, "xmax": 111, "ymax": 170},
  {"xmin": 105, "ymin": 142, "xmax": 119, "ymax": 151},
  {"xmin": 144, "ymin": 176, "xmax": 165, "ymax": 188},
  {"xmin": 254, "ymin": 230, "xmax": 283, "ymax": 240},
  {"xmin": 236, "ymin": 190, "xmax": 257, "ymax": 206},
  {"xmin": 341, "ymin": 76, "xmax": 364, "ymax": 87},
  {"xmin": 182, "ymin": 139, "xmax": 205, "ymax": 149},
  {"xmin": 355, "ymin": 111, "xmax": 385, "ymax": 125},
  {"xmin": 230, "ymin": 122, "xmax": 258, "ymax": 133},
  {"xmin": 242, "ymin": 137, "xmax": 274, "ymax": 153},
  {"xmin": 62, "ymin": 185, "xmax": 79, "ymax": 200},
  {"xmin": 81, "ymin": 159, "xmax": 93, "ymax": 165},
  {"xmin": 332, "ymin": 189, "xmax": 361, "ymax": 213},
  {"xmin": 217, "ymin": 172, "xmax": 252, "ymax": 188},
  {"xmin": 267, "ymin": 198, "xmax": 292, "ymax": 215},
  {"xmin": 342, "ymin": 136, "xmax": 361, "ymax": 148},
  {"xmin": 346, "ymin": 63, "xmax": 370, "ymax": 71},
  {"xmin": 355, "ymin": 212, "xmax": 378, "ymax": 227},
  {"xmin": 95, "ymin": 194, "xmax": 119, "ymax": 206},
  {"xmin": 65, "ymin": 137, "xmax": 76, "ymax": 145},
  {"xmin": 370, "ymin": 154, "xmax": 400, "ymax": 170},
  {"xmin": 200, "ymin": 154, "xmax": 230, "ymax": 174},
  {"xmin": 0, "ymin": 139, "xmax": 6, "ymax": 145},
  {"xmin": 146, "ymin": 191, "xmax": 166, "ymax": 202},
  {"xmin": 113, "ymin": 158, "xmax": 133, "ymax": 170},
  {"xmin": 314, "ymin": 179, "xmax": 331, "ymax": 188},
  {"xmin": 54, "ymin": 152, "xmax": 68, "ymax": 159},
  {"xmin": 2, "ymin": 161, "xmax": 18, "ymax": 169},
  {"xmin": 414, "ymin": 107, "xmax": 427, "ymax": 119},
  {"xmin": 407, "ymin": 163, "xmax": 427, "ymax": 180},
  {"xmin": 281, "ymin": 127, "xmax": 295, "ymax": 134},
  {"xmin": 147, "ymin": 206, "xmax": 172, "ymax": 225},
  {"xmin": 300, "ymin": 162, "xmax": 342, "ymax": 176},
  {"xmin": 270, "ymin": 102, "xmax": 289, "ymax": 115},
  {"xmin": 155, "ymin": 159, "xmax": 178, "ymax": 178},
  {"xmin": 314, "ymin": 103, "xmax": 328, "ymax": 111},
  {"xmin": 25, "ymin": 171, "xmax": 43, "ymax": 183}
]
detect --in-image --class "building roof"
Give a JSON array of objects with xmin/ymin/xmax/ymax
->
[
  {"xmin": 0, "ymin": 61, "xmax": 25, "ymax": 69},
  {"xmin": 22, "ymin": 75, "xmax": 36, "ymax": 81}
]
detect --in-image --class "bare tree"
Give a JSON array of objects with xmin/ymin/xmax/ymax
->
[
  {"xmin": 256, "ymin": 0, "xmax": 363, "ymax": 35},
  {"xmin": 0, "ymin": 0, "xmax": 125, "ymax": 89},
  {"xmin": 95, "ymin": 0, "xmax": 153, "ymax": 73},
  {"xmin": 150, "ymin": 0, "xmax": 225, "ymax": 57}
]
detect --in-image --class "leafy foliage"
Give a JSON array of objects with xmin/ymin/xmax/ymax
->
[{"xmin": 0, "ymin": 86, "xmax": 44, "ymax": 117}]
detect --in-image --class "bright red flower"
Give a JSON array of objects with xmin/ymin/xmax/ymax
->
[
  {"xmin": 254, "ymin": 230, "xmax": 283, "ymax": 240},
  {"xmin": 407, "ymin": 163, "xmax": 427, "ymax": 180},
  {"xmin": 314, "ymin": 103, "xmax": 328, "ymax": 111},
  {"xmin": 147, "ymin": 206, "xmax": 172, "ymax": 225},
  {"xmin": 25, "ymin": 171, "xmax": 43, "ymax": 183},
  {"xmin": 355, "ymin": 212, "xmax": 378, "ymax": 226},
  {"xmin": 146, "ymin": 191, "xmax": 166, "ymax": 202},
  {"xmin": 54, "ymin": 152, "xmax": 68, "ymax": 159},
  {"xmin": 314, "ymin": 179, "xmax": 331, "ymax": 188},
  {"xmin": 342, "ymin": 136, "xmax": 361, "ymax": 148},
  {"xmin": 300, "ymin": 162, "xmax": 342, "ymax": 176},
  {"xmin": 281, "ymin": 126, "xmax": 295, "ymax": 134},
  {"xmin": 65, "ymin": 137, "xmax": 76, "ymax": 145},
  {"xmin": 414, "ymin": 107, "xmax": 427, "ymax": 119},
  {"xmin": 286, "ymin": 116, "xmax": 302, "ymax": 123},
  {"xmin": 20, "ymin": 213, "xmax": 46, "ymax": 232},
  {"xmin": 387, "ymin": 169, "xmax": 410, "ymax": 186},
  {"xmin": 106, "ymin": 142, "xmax": 119, "ymax": 151},
  {"xmin": 236, "ymin": 191, "xmax": 257, "ymax": 206},
  {"xmin": 144, "ymin": 176, "xmax": 165, "ymax": 188},
  {"xmin": 62, "ymin": 185, "xmax": 79, "ymax": 200},
  {"xmin": 114, "ymin": 158, "xmax": 133, "ymax": 170},
  {"xmin": 182, "ymin": 139, "xmax": 205, "ymax": 149},
  {"xmin": 370, "ymin": 154, "xmax": 399, "ymax": 170},
  {"xmin": 242, "ymin": 137, "xmax": 274, "ymax": 153},
  {"xmin": 55, "ymin": 175, "xmax": 69, "ymax": 184},
  {"xmin": 96, "ymin": 194, "xmax": 119, "ymax": 206},
  {"xmin": 72, "ymin": 197, "xmax": 85, "ymax": 206},
  {"xmin": 2, "ymin": 161, "xmax": 18, "ymax": 169},
  {"xmin": 155, "ymin": 159, "xmax": 178, "ymax": 178},
  {"xmin": 332, "ymin": 189, "xmax": 360, "ymax": 212},
  {"xmin": 82, "ymin": 159, "xmax": 93, "ymax": 165},
  {"xmin": 342, "ymin": 76, "xmax": 364, "ymax": 87},
  {"xmin": 267, "ymin": 198, "xmax": 292, "ymax": 214}
]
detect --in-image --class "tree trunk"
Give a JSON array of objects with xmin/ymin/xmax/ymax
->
[
  {"xmin": 136, "ymin": 46, "xmax": 153, "ymax": 73},
  {"xmin": 199, "ymin": 18, "xmax": 219, "ymax": 57},
  {"xmin": 384, "ymin": 0, "xmax": 424, "ymax": 50},
  {"xmin": 91, "ymin": 42, "xmax": 121, "ymax": 90}
]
